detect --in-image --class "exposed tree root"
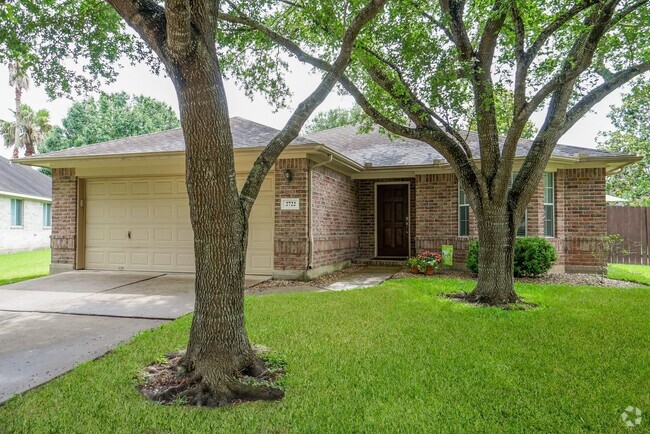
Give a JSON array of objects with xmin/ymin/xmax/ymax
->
[
  {"xmin": 442, "ymin": 290, "xmax": 536, "ymax": 309},
  {"xmin": 137, "ymin": 348, "xmax": 286, "ymax": 407}
]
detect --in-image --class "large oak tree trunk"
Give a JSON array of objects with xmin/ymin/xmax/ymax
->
[
  {"xmin": 469, "ymin": 205, "xmax": 520, "ymax": 304},
  {"xmin": 165, "ymin": 50, "xmax": 280, "ymax": 405}
]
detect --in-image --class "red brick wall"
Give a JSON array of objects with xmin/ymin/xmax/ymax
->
[
  {"xmin": 556, "ymin": 167, "xmax": 607, "ymax": 269},
  {"xmin": 51, "ymin": 168, "xmax": 77, "ymax": 270},
  {"xmin": 526, "ymin": 179, "xmax": 544, "ymax": 237},
  {"xmin": 311, "ymin": 166, "xmax": 358, "ymax": 268},
  {"xmin": 274, "ymin": 159, "xmax": 309, "ymax": 272},
  {"xmin": 356, "ymin": 178, "xmax": 416, "ymax": 258},
  {"xmin": 415, "ymin": 173, "xmax": 478, "ymax": 264}
]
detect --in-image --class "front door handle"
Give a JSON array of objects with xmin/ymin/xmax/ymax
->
[{"xmin": 128, "ymin": 231, "xmax": 132, "ymax": 240}]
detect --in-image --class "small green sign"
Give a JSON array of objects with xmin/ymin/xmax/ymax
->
[{"xmin": 441, "ymin": 245, "xmax": 453, "ymax": 265}]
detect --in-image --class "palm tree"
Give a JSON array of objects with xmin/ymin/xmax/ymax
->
[
  {"xmin": 20, "ymin": 107, "xmax": 51, "ymax": 156},
  {"xmin": 8, "ymin": 63, "xmax": 30, "ymax": 159},
  {"xmin": 0, "ymin": 105, "xmax": 51, "ymax": 157}
]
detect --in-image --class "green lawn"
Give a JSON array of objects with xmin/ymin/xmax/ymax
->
[
  {"xmin": 608, "ymin": 263, "xmax": 650, "ymax": 286},
  {"xmin": 0, "ymin": 249, "xmax": 51, "ymax": 286},
  {"xmin": 1, "ymin": 278, "xmax": 648, "ymax": 432}
]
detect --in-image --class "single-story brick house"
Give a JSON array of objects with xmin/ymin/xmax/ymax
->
[
  {"xmin": 16, "ymin": 117, "xmax": 639, "ymax": 277},
  {"xmin": 0, "ymin": 155, "xmax": 52, "ymax": 254}
]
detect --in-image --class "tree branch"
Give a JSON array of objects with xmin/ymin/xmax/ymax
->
[
  {"xmin": 503, "ymin": 0, "xmax": 622, "ymax": 212},
  {"xmin": 165, "ymin": 0, "xmax": 192, "ymax": 57},
  {"xmin": 561, "ymin": 61, "xmax": 650, "ymax": 136},
  {"xmin": 237, "ymin": 0, "xmax": 387, "ymax": 217},
  {"xmin": 524, "ymin": 0, "xmax": 600, "ymax": 67},
  {"xmin": 606, "ymin": 0, "xmax": 649, "ymax": 32},
  {"xmin": 105, "ymin": 0, "xmax": 167, "ymax": 60},
  {"xmin": 477, "ymin": 0, "xmax": 505, "ymax": 69},
  {"xmin": 420, "ymin": 10, "xmax": 457, "ymax": 45},
  {"xmin": 439, "ymin": 0, "xmax": 474, "ymax": 61}
]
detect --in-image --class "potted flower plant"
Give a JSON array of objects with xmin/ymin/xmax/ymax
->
[
  {"xmin": 417, "ymin": 250, "xmax": 443, "ymax": 275},
  {"xmin": 406, "ymin": 257, "xmax": 420, "ymax": 273}
]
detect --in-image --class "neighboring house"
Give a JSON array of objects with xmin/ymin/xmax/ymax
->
[
  {"xmin": 0, "ymin": 155, "xmax": 52, "ymax": 254},
  {"xmin": 16, "ymin": 117, "xmax": 639, "ymax": 277}
]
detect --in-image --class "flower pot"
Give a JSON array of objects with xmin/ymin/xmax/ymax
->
[
  {"xmin": 411, "ymin": 266, "xmax": 419, "ymax": 274},
  {"xmin": 424, "ymin": 266, "xmax": 435, "ymax": 275}
]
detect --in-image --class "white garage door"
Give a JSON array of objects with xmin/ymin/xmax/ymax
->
[{"xmin": 84, "ymin": 176, "xmax": 274, "ymax": 275}]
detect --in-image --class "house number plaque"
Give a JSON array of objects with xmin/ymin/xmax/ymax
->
[{"xmin": 281, "ymin": 198, "xmax": 300, "ymax": 210}]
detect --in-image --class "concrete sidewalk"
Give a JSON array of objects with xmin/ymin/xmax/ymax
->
[{"xmin": 321, "ymin": 266, "xmax": 401, "ymax": 291}]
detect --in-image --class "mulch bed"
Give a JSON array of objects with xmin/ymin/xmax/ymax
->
[
  {"xmin": 137, "ymin": 348, "xmax": 285, "ymax": 407},
  {"xmin": 391, "ymin": 268, "xmax": 643, "ymax": 288}
]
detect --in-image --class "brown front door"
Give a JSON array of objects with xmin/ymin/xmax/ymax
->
[{"xmin": 376, "ymin": 184, "xmax": 410, "ymax": 257}]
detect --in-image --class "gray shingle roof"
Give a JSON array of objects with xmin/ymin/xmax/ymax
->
[
  {"xmin": 0, "ymin": 155, "xmax": 51, "ymax": 199},
  {"xmin": 19, "ymin": 116, "xmax": 633, "ymax": 170},
  {"xmin": 305, "ymin": 125, "xmax": 631, "ymax": 167},
  {"xmin": 25, "ymin": 117, "xmax": 318, "ymax": 160}
]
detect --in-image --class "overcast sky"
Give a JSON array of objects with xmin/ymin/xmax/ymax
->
[{"xmin": 0, "ymin": 59, "xmax": 625, "ymax": 160}]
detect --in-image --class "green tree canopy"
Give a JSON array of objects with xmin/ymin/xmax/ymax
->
[
  {"xmin": 598, "ymin": 82, "xmax": 650, "ymax": 205},
  {"xmin": 303, "ymin": 106, "xmax": 366, "ymax": 134},
  {"xmin": 40, "ymin": 92, "xmax": 179, "ymax": 154}
]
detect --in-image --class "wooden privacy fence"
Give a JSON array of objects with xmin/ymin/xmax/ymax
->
[{"xmin": 607, "ymin": 206, "xmax": 650, "ymax": 265}]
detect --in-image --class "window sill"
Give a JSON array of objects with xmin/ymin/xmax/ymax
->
[{"xmin": 10, "ymin": 226, "xmax": 24, "ymax": 230}]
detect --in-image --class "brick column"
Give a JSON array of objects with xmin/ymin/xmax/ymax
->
[
  {"xmin": 50, "ymin": 168, "xmax": 77, "ymax": 274},
  {"xmin": 557, "ymin": 167, "xmax": 607, "ymax": 272},
  {"xmin": 311, "ymin": 166, "xmax": 359, "ymax": 270},
  {"xmin": 274, "ymin": 158, "xmax": 309, "ymax": 279}
]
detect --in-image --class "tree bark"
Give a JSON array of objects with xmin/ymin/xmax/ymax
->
[
  {"xmin": 14, "ymin": 86, "xmax": 21, "ymax": 159},
  {"xmin": 165, "ymin": 48, "xmax": 279, "ymax": 406},
  {"xmin": 469, "ymin": 205, "xmax": 520, "ymax": 304}
]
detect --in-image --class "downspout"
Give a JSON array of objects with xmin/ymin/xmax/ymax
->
[{"xmin": 308, "ymin": 154, "xmax": 333, "ymax": 270}]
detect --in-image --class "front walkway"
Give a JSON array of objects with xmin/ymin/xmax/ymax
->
[{"xmin": 321, "ymin": 266, "xmax": 401, "ymax": 291}]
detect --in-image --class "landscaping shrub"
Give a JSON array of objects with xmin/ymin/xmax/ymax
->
[
  {"xmin": 514, "ymin": 237, "xmax": 558, "ymax": 276},
  {"xmin": 466, "ymin": 237, "xmax": 557, "ymax": 277},
  {"xmin": 466, "ymin": 240, "xmax": 479, "ymax": 273}
]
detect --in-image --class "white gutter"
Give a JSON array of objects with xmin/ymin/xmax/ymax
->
[
  {"xmin": 308, "ymin": 154, "xmax": 333, "ymax": 270},
  {"xmin": 0, "ymin": 190, "xmax": 51, "ymax": 202}
]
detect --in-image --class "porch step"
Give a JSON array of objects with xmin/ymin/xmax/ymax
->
[{"xmin": 352, "ymin": 258, "xmax": 408, "ymax": 267}]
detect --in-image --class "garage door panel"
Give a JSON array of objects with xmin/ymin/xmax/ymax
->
[
  {"xmin": 153, "ymin": 180, "xmax": 173, "ymax": 194},
  {"xmin": 108, "ymin": 252, "xmax": 127, "ymax": 267},
  {"xmin": 109, "ymin": 182, "xmax": 128, "ymax": 195},
  {"xmin": 131, "ymin": 206, "xmax": 149, "ymax": 219},
  {"xmin": 85, "ymin": 176, "xmax": 274, "ymax": 275},
  {"xmin": 86, "ymin": 181, "xmax": 106, "ymax": 196},
  {"xmin": 131, "ymin": 252, "xmax": 151, "ymax": 267},
  {"xmin": 131, "ymin": 181, "xmax": 150, "ymax": 195},
  {"xmin": 177, "ymin": 228, "xmax": 193, "ymax": 242},
  {"xmin": 249, "ymin": 254, "xmax": 272, "ymax": 270}
]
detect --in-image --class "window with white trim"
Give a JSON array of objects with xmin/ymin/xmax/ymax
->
[
  {"xmin": 543, "ymin": 172, "xmax": 555, "ymax": 237},
  {"xmin": 10, "ymin": 199, "xmax": 23, "ymax": 227},
  {"xmin": 458, "ymin": 186, "xmax": 470, "ymax": 237},
  {"xmin": 509, "ymin": 172, "xmax": 527, "ymax": 237},
  {"xmin": 43, "ymin": 203, "xmax": 52, "ymax": 227}
]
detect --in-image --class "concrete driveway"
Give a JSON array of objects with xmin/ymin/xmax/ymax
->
[{"xmin": 0, "ymin": 271, "xmax": 196, "ymax": 403}]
